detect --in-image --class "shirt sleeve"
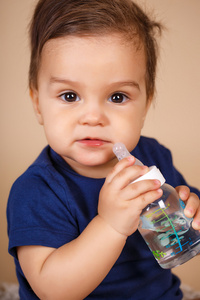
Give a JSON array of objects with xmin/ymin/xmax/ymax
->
[{"xmin": 7, "ymin": 164, "xmax": 79, "ymax": 259}]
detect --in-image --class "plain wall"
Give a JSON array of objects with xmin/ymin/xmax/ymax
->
[{"xmin": 1, "ymin": 0, "xmax": 200, "ymax": 290}]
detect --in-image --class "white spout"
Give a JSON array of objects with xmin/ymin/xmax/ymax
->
[{"xmin": 113, "ymin": 143, "xmax": 144, "ymax": 166}]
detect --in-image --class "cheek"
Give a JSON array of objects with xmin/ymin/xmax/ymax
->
[
  {"xmin": 115, "ymin": 110, "xmax": 144, "ymax": 132},
  {"xmin": 42, "ymin": 112, "xmax": 71, "ymax": 145},
  {"xmin": 113, "ymin": 110, "xmax": 145, "ymax": 146},
  {"xmin": 113, "ymin": 119, "xmax": 135, "ymax": 141}
]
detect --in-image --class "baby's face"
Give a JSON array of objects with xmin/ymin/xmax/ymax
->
[{"xmin": 31, "ymin": 34, "xmax": 150, "ymax": 177}]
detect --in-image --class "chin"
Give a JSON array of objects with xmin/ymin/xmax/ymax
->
[
  {"xmin": 61, "ymin": 148, "xmax": 114, "ymax": 169},
  {"xmin": 79, "ymin": 157, "xmax": 108, "ymax": 167},
  {"xmin": 78, "ymin": 151, "xmax": 114, "ymax": 167}
]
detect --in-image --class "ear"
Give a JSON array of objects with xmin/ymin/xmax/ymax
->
[{"xmin": 30, "ymin": 88, "xmax": 44, "ymax": 125}]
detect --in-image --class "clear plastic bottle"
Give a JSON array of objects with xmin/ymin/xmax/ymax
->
[{"xmin": 113, "ymin": 143, "xmax": 200, "ymax": 269}]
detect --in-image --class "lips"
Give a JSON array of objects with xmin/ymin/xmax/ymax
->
[{"xmin": 77, "ymin": 138, "xmax": 109, "ymax": 147}]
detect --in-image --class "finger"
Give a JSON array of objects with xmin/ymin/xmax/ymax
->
[
  {"xmin": 175, "ymin": 185, "xmax": 190, "ymax": 201},
  {"xmin": 106, "ymin": 158, "xmax": 148, "ymax": 189},
  {"xmin": 121, "ymin": 179, "xmax": 162, "ymax": 201},
  {"xmin": 106, "ymin": 156, "xmax": 136, "ymax": 184},
  {"xmin": 129, "ymin": 188, "xmax": 163, "ymax": 213},
  {"xmin": 192, "ymin": 204, "xmax": 200, "ymax": 230},
  {"xmin": 184, "ymin": 192, "xmax": 200, "ymax": 219}
]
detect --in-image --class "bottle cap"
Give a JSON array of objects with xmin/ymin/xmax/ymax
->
[{"xmin": 133, "ymin": 166, "xmax": 166, "ymax": 186}]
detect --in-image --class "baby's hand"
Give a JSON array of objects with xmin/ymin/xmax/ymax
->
[
  {"xmin": 98, "ymin": 156, "xmax": 162, "ymax": 237},
  {"xmin": 175, "ymin": 186, "xmax": 200, "ymax": 230}
]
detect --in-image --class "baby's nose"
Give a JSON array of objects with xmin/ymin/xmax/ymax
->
[{"xmin": 79, "ymin": 102, "xmax": 108, "ymax": 126}]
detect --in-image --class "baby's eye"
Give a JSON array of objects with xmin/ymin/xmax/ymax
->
[
  {"xmin": 60, "ymin": 91, "xmax": 80, "ymax": 103},
  {"xmin": 108, "ymin": 93, "xmax": 128, "ymax": 104}
]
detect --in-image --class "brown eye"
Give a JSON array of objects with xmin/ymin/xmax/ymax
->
[
  {"xmin": 109, "ymin": 93, "xmax": 128, "ymax": 104},
  {"xmin": 60, "ymin": 92, "xmax": 80, "ymax": 102}
]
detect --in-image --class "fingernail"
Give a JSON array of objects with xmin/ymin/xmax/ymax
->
[
  {"xmin": 185, "ymin": 208, "xmax": 195, "ymax": 218},
  {"xmin": 192, "ymin": 220, "xmax": 200, "ymax": 230},
  {"xmin": 141, "ymin": 166, "xmax": 149, "ymax": 171},
  {"xmin": 127, "ymin": 156, "xmax": 135, "ymax": 162},
  {"xmin": 154, "ymin": 180, "xmax": 161, "ymax": 186},
  {"xmin": 157, "ymin": 188, "xmax": 163, "ymax": 194}
]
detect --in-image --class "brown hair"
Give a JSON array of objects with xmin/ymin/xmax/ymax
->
[{"xmin": 29, "ymin": 0, "xmax": 162, "ymax": 100}]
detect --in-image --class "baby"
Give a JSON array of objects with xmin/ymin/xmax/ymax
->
[{"xmin": 7, "ymin": 0, "xmax": 200, "ymax": 299}]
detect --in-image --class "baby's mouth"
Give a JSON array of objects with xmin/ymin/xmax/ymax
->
[{"xmin": 77, "ymin": 138, "xmax": 109, "ymax": 147}]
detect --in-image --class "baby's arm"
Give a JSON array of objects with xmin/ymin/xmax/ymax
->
[
  {"xmin": 17, "ymin": 157, "xmax": 162, "ymax": 300},
  {"xmin": 18, "ymin": 216, "xmax": 127, "ymax": 300}
]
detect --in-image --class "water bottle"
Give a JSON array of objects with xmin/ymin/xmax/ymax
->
[{"xmin": 113, "ymin": 143, "xmax": 200, "ymax": 269}]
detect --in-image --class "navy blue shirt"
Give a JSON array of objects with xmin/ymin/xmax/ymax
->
[{"xmin": 7, "ymin": 136, "xmax": 200, "ymax": 299}]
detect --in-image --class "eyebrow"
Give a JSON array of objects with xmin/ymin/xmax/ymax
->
[
  {"xmin": 49, "ymin": 76, "xmax": 140, "ymax": 91},
  {"xmin": 50, "ymin": 77, "xmax": 78, "ymax": 85},
  {"xmin": 112, "ymin": 81, "xmax": 140, "ymax": 91}
]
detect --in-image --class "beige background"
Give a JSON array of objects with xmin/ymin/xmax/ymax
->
[{"xmin": 1, "ymin": 0, "xmax": 200, "ymax": 291}]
